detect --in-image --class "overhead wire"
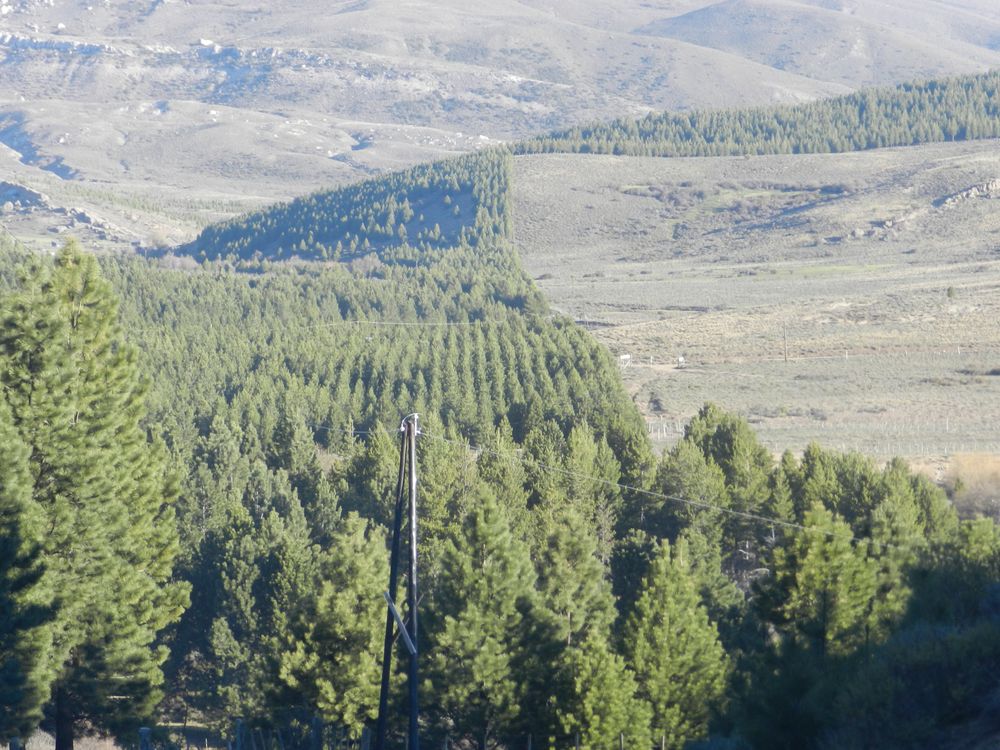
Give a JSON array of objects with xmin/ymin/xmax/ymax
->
[
  {"xmin": 294, "ymin": 313, "xmax": 998, "ymax": 373},
  {"xmin": 188, "ymin": 293, "xmax": 938, "ymax": 555},
  {"xmin": 405, "ymin": 428, "xmax": 901, "ymax": 551}
]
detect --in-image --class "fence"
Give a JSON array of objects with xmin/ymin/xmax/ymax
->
[{"xmin": 90, "ymin": 726, "xmax": 696, "ymax": 750}]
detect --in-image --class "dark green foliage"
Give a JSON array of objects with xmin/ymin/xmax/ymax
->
[
  {"xmin": 423, "ymin": 489, "xmax": 536, "ymax": 750},
  {"xmin": 624, "ymin": 538, "xmax": 730, "ymax": 750},
  {"xmin": 278, "ymin": 515, "xmax": 388, "ymax": 736},
  {"xmin": 102, "ymin": 250, "xmax": 644, "ymax": 475},
  {"xmin": 3, "ymin": 84, "xmax": 999, "ymax": 745},
  {"xmin": 0, "ymin": 398, "xmax": 54, "ymax": 738},
  {"xmin": 0, "ymin": 242, "xmax": 188, "ymax": 746},
  {"xmin": 755, "ymin": 505, "xmax": 881, "ymax": 660},
  {"xmin": 184, "ymin": 149, "xmax": 512, "ymax": 262},
  {"xmin": 53, "ymin": 145, "xmax": 650, "ymax": 735},
  {"xmin": 555, "ymin": 633, "xmax": 652, "ymax": 750},
  {"xmin": 826, "ymin": 620, "xmax": 1000, "ymax": 749},
  {"xmin": 519, "ymin": 71, "xmax": 1000, "ymax": 158}
]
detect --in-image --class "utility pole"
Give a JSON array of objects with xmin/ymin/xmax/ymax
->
[
  {"xmin": 374, "ymin": 414, "xmax": 420, "ymax": 750},
  {"xmin": 406, "ymin": 414, "xmax": 420, "ymax": 750}
]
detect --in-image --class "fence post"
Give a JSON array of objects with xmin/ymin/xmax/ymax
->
[
  {"xmin": 527, "ymin": 734, "xmax": 532, "ymax": 750},
  {"xmin": 360, "ymin": 728, "xmax": 371, "ymax": 750},
  {"xmin": 10, "ymin": 738, "xmax": 23, "ymax": 750},
  {"xmin": 235, "ymin": 720, "xmax": 245, "ymax": 750},
  {"xmin": 139, "ymin": 728, "xmax": 153, "ymax": 750},
  {"xmin": 574, "ymin": 733, "xmax": 579, "ymax": 750},
  {"xmin": 618, "ymin": 732, "xmax": 624, "ymax": 750}
]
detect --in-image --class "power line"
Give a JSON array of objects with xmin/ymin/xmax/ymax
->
[
  {"xmin": 302, "ymin": 424, "xmax": 938, "ymax": 554},
  {"xmin": 414, "ymin": 429, "xmax": 900, "ymax": 551}
]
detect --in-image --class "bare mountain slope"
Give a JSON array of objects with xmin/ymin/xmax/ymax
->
[
  {"xmin": 638, "ymin": 0, "xmax": 1000, "ymax": 88},
  {"xmin": 1, "ymin": 1, "xmax": 997, "ymax": 195},
  {"xmin": 2, "ymin": 0, "xmax": 1000, "ymax": 252}
]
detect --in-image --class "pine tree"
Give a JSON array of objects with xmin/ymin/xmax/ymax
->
[
  {"xmin": 564, "ymin": 425, "xmax": 622, "ymax": 564},
  {"xmin": 745, "ymin": 504, "xmax": 895, "ymax": 747},
  {"xmin": 475, "ymin": 422, "xmax": 530, "ymax": 541},
  {"xmin": 535, "ymin": 507, "xmax": 615, "ymax": 649},
  {"xmin": 522, "ymin": 506, "xmax": 618, "ymax": 738},
  {"xmin": 555, "ymin": 634, "xmax": 652, "ymax": 750},
  {"xmin": 423, "ymin": 489, "xmax": 536, "ymax": 749},
  {"xmin": 0, "ymin": 242, "xmax": 188, "ymax": 748},
  {"xmin": 0, "ymin": 398, "xmax": 54, "ymax": 738},
  {"xmin": 201, "ymin": 460, "xmax": 317, "ymax": 722},
  {"xmin": 756, "ymin": 504, "xmax": 877, "ymax": 658},
  {"xmin": 624, "ymin": 538, "xmax": 729, "ymax": 749},
  {"xmin": 650, "ymin": 438, "xmax": 729, "ymax": 546},
  {"xmin": 278, "ymin": 514, "xmax": 387, "ymax": 735}
]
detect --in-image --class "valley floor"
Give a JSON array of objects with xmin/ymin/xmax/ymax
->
[{"xmin": 512, "ymin": 143, "xmax": 1000, "ymax": 490}]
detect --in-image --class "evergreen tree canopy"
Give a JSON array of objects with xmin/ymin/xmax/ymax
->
[
  {"xmin": 278, "ymin": 514, "xmax": 387, "ymax": 736},
  {"xmin": 424, "ymin": 489, "xmax": 537, "ymax": 750},
  {"xmin": 519, "ymin": 70, "xmax": 1000, "ymax": 158},
  {"xmin": 0, "ymin": 398, "xmax": 54, "ymax": 738},
  {"xmin": 624, "ymin": 538, "xmax": 729, "ymax": 749},
  {"xmin": 0, "ymin": 241, "xmax": 188, "ymax": 748}
]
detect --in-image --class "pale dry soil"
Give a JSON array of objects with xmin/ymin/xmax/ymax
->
[{"xmin": 512, "ymin": 142, "xmax": 1000, "ymax": 467}]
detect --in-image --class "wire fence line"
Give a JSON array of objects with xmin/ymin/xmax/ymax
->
[
  {"xmin": 642, "ymin": 418, "xmax": 1000, "ymax": 455},
  {"xmin": 126, "ymin": 724, "xmax": 684, "ymax": 750},
  {"xmin": 613, "ymin": 344, "xmax": 1000, "ymax": 370}
]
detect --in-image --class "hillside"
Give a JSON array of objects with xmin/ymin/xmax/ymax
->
[
  {"xmin": 5, "ymin": 1, "xmax": 1000, "ymax": 253},
  {"xmin": 2, "ymin": 237, "xmax": 997, "ymax": 750},
  {"xmin": 183, "ymin": 149, "xmax": 511, "ymax": 262},
  {"xmin": 154, "ymin": 69, "xmax": 1000, "ymax": 464},
  {"xmin": 638, "ymin": 0, "xmax": 1000, "ymax": 89},
  {"xmin": 2, "ymin": 37, "xmax": 1000, "ymax": 747},
  {"xmin": 521, "ymin": 70, "xmax": 1000, "ymax": 156}
]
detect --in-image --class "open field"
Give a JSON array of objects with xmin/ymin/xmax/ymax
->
[{"xmin": 512, "ymin": 142, "xmax": 1000, "ymax": 462}]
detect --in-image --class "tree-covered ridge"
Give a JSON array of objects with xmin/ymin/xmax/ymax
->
[
  {"xmin": 102, "ymin": 247, "xmax": 644, "ymax": 461},
  {"xmin": 3, "ymin": 56, "xmax": 1000, "ymax": 743},
  {"xmin": 87, "ymin": 247, "xmax": 655, "ymax": 741},
  {"xmin": 518, "ymin": 70, "xmax": 1000, "ymax": 157},
  {"xmin": 184, "ymin": 149, "xmax": 512, "ymax": 262}
]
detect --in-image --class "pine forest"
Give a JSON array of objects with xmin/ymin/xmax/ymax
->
[{"xmin": 1, "ymin": 72, "xmax": 1000, "ymax": 750}]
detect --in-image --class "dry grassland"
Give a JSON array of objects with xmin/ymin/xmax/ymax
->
[{"xmin": 512, "ymin": 142, "xmax": 1000, "ymax": 477}]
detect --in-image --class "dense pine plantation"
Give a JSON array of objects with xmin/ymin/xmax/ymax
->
[
  {"xmin": 185, "ymin": 149, "xmax": 512, "ymax": 262},
  {"xmin": 1, "ymin": 112, "xmax": 999, "ymax": 750},
  {"xmin": 518, "ymin": 70, "xmax": 1000, "ymax": 157}
]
